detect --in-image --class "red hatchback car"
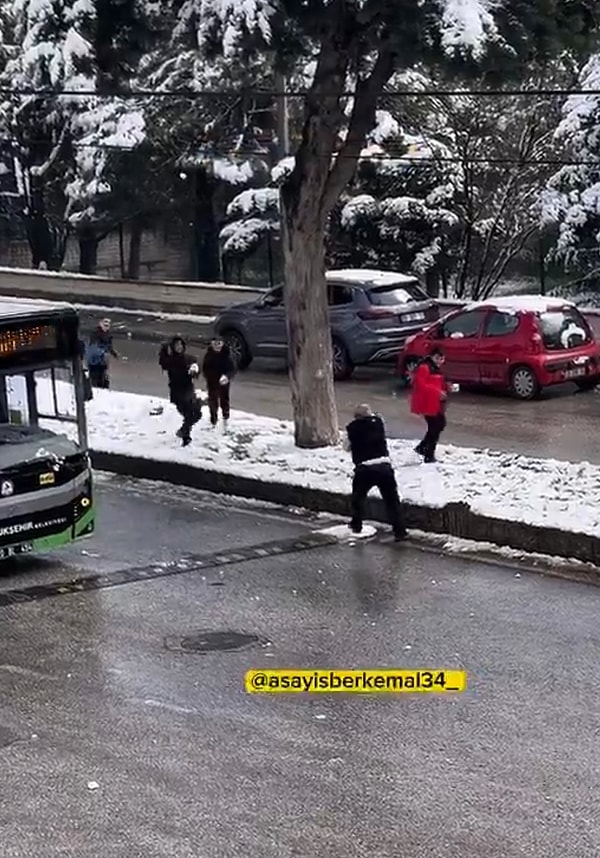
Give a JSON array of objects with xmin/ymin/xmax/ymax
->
[{"xmin": 397, "ymin": 296, "xmax": 600, "ymax": 399}]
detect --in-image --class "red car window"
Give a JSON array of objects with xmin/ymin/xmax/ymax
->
[
  {"xmin": 440, "ymin": 309, "xmax": 486, "ymax": 339},
  {"xmin": 537, "ymin": 309, "xmax": 592, "ymax": 350},
  {"xmin": 483, "ymin": 311, "xmax": 520, "ymax": 337}
]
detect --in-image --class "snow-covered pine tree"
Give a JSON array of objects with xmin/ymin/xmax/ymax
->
[
  {"xmin": 143, "ymin": 2, "xmax": 275, "ymax": 281},
  {"xmin": 1, "ymin": 0, "xmax": 97, "ymax": 267},
  {"xmin": 0, "ymin": 0, "xmax": 160, "ymax": 272},
  {"xmin": 67, "ymin": 0, "xmax": 162, "ymax": 273},
  {"xmin": 543, "ymin": 51, "xmax": 600, "ymax": 278},
  {"xmin": 328, "ymin": 109, "xmax": 457, "ymax": 289},
  {"xmin": 187, "ymin": 0, "xmax": 599, "ymax": 448}
]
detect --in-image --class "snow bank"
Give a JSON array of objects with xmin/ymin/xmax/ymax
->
[
  {"xmin": 74, "ymin": 303, "xmax": 215, "ymax": 325},
  {"xmin": 82, "ymin": 388, "xmax": 600, "ymax": 538}
]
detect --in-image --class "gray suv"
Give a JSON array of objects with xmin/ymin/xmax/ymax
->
[{"xmin": 213, "ymin": 268, "xmax": 439, "ymax": 380}]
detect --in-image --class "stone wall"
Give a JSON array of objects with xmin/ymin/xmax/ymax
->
[{"xmin": 0, "ymin": 224, "xmax": 191, "ymax": 282}]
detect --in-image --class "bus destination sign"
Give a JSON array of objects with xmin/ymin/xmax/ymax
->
[{"xmin": 0, "ymin": 324, "xmax": 58, "ymax": 357}]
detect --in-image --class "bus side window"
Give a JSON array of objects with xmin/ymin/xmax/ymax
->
[
  {"xmin": 5, "ymin": 375, "xmax": 30, "ymax": 425},
  {"xmin": 0, "ymin": 379, "xmax": 8, "ymax": 423}
]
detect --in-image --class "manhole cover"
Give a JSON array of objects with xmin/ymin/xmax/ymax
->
[
  {"xmin": 0, "ymin": 726, "xmax": 21, "ymax": 748},
  {"xmin": 164, "ymin": 630, "xmax": 268, "ymax": 654}
]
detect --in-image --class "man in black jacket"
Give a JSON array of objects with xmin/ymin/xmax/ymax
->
[
  {"xmin": 158, "ymin": 336, "xmax": 202, "ymax": 446},
  {"xmin": 345, "ymin": 404, "xmax": 407, "ymax": 541},
  {"xmin": 202, "ymin": 337, "xmax": 235, "ymax": 431}
]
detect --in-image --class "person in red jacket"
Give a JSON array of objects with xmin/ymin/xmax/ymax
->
[{"xmin": 410, "ymin": 347, "xmax": 449, "ymax": 463}]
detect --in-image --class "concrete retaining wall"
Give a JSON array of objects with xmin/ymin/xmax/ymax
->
[
  {"xmin": 0, "ymin": 267, "xmax": 266, "ymax": 315},
  {"xmin": 91, "ymin": 451, "xmax": 600, "ymax": 566},
  {"xmin": 2, "ymin": 268, "xmax": 599, "ymax": 336}
]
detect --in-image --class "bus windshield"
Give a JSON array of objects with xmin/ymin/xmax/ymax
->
[{"xmin": 0, "ymin": 364, "xmax": 83, "ymax": 468}]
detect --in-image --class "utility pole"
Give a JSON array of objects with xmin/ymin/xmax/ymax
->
[{"xmin": 274, "ymin": 72, "xmax": 290, "ymax": 158}]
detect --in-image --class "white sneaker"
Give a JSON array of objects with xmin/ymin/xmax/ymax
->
[{"xmin": 222, "ymin": 419, "xmax": 229, "ymax": 434}]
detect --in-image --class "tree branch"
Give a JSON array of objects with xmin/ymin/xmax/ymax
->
[
  {"xmin": 322, "ymin": 46, "xmax": 396, "ymax": 213},
  {"xmin": 481, "ymin": 224, "xmax": 538, "ymax": 297},
  {"xmin": 30, "ymin": 123, "xmax": 69, "ymax": 179}
]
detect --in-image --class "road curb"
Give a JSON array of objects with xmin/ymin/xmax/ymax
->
[{"xmin": 89, "ymin": 451, "xmax": 600, "ymax": 567}]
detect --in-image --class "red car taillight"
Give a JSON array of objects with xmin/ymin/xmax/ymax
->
[{"xmin": 530, "ymin": 332, "xmax": 543, "ymax": 353}]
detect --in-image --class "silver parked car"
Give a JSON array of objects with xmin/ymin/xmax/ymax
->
[{"xmin": 213, "ymin": 268, "xmax": 440, "ymax": 380}]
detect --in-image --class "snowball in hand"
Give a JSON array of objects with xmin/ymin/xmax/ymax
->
[{"xmin": 219, "ymin": 375, "xmax": 229, "ymax": 385}]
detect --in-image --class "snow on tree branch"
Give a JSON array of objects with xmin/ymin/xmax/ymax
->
[
  {"xmin": 439, "ymin": 0, "xmax": 506, "ymax": 60},
  {"xmin": 196, "ymin": 0, "xmax": 277, "ymax": 55},
  {"xmin": 543, "ymin": 51, "xmax": 600, "ymax": 261}
]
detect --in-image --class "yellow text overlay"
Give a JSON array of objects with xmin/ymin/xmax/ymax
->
[{"xmin": 245, "ymin": 669, "xmax": 466, "ymax": 694}]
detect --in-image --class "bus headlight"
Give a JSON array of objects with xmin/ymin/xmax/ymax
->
[
  {"xmin": 81, "ymin": 497, "xmax": 90, "ymax": 508},
  {"xmin": 1, "ymin": 480, "xmax": 14, "ymax": 497}
]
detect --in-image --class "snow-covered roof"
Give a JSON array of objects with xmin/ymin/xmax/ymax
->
[
  {"xmin": 326, "ymin": 269, "xmax": 418, "ymax": 287},
  {"xmin": 467, "ymin": 295, "xmax": 574, "ymax": 314},
  {"xmin": 0, "ymin": 295, "xmax": 76, "ymax": 318}
]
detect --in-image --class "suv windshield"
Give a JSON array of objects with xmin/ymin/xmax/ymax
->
[
  {"xmin": 368, "ymin": 282, "xmax": 427, "ymax": 305},
  {"xmin": 538, "ymin": 309, "xmax": 592, "ymax": 350}
]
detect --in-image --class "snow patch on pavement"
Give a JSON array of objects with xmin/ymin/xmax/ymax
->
[{"xmin": 318, "ymin": 524, "xmax": 377, "ymax": 541}]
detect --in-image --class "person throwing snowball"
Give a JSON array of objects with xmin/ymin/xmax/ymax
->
[
  {"xmin": 410, "ymin": 347, "xmax": 450, "ymax": 463},
  {"xmin": 202, "ymin": 337, "xmax": 235, "ymax": 431},
  {"xmin": 158, "ymin": 336, "xmax": 202, "ymax": 447},
  {"xmin": 344, "ymin": 403, "xmax": 408, "ymax": 542}
]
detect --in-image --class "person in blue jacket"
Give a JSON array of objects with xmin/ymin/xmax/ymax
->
[{"xmin": 86, "ymin": 319, "xmax": 119, "ymax": 388}]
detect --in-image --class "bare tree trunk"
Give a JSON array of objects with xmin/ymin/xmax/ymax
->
[
  {"xmin": 118, "ymin": 223, "xmax": 125, "ymax": 277},
  {"xmin": 281, "ymin": 186, "xmax": 337, "ymax": 447},
  {"xmin": 78, "ymin": 228, "xmax": 99, "ymax": 275},
  {"xmin": 279, "ymin": 25, "xmax": 395, "ymax": 448},
  {"xmin": 127, "ymin": 218, "xmax": 143, "ymax": 279}
]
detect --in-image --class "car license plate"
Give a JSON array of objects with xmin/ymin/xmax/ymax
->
[
  {"xmin": 402, "ymin": 312, "xmax": 425, "ymax": 323},
  {"xmin": 564, "ymin": 368, "xmax": 586, "ymax": 379}
]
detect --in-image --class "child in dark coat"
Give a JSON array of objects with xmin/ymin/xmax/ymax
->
[
  {"xmin": 158, "ymin": 336, "xmax": 202, "ymax": 446},
  {"xmin": 202, "ymin": 337, "xmax": 235, "ymax": 431}
]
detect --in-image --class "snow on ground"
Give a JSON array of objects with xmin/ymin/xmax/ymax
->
[{"xmin": 69, "ymin": 387, "xmax": 600, "ymax": 538}]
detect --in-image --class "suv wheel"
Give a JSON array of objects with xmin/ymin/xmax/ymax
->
[
  {"xmin": 223, "ymin": 330, "xmax": 252, "ymax": 370},
  {"xmin": 510, "ymin": 365, "xmax": 539, "ymax": 400},
  {"xmin": 332, "ymin": 340, "xmax": 354, "ymax": 381}
]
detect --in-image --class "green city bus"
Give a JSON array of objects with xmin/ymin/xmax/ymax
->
[{"xmin": 0, "ymin": 297, "xmax": 94, "ymax": 558}]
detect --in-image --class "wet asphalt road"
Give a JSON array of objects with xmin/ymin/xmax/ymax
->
[
  {"xmin": 0, "ymin": 475, "xmax": 600, "ymax": 856},
  {"xmin": 81, "ymin": 308, "xmax": 600, "ymax": 464}
]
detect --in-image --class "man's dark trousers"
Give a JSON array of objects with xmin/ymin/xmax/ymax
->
[
  {"xmin": 350, "ymin": 462, "xmax": 405, "ymax": 536},
  {"xmin": 174, "ymin": 395, "xmax": 201, "ymax": 440}
]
